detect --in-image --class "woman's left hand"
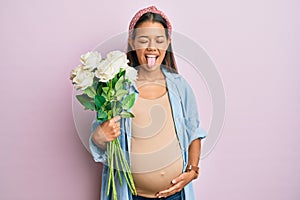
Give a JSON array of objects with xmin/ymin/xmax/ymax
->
[{"xmin": 156, "ymin": 171, "xmax": 197, "ymax": 198}]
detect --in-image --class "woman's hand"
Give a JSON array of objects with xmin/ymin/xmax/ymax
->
[
  {"xmin": 92, "ymin": 115, "xmax": 121, "ymax": 150},
  {"xmin": 156, "ymin": 171, "xmax": 197, "ymax": 198}
]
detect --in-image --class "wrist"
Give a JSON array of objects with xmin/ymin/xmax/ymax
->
[
  {"xmin": 185, "ymin": 164, "xmax": 200, "ymax": 180},
  {"xmin": 186, "ymin": 170, "xmax": 198, "ymax": 180},
  {"xmin": 92, "ymin": 131, "xmax": 107, "ymax": 150}
]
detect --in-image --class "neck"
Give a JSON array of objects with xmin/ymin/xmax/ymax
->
[{"xmin": 137, "ymin": 66, "xmax": 165, "ymax": 81}]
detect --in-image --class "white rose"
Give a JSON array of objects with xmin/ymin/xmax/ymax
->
[
  {"xmin": 73, "ymin": 68, "xmax": 94, "ymax": 90},
  {"xmin": 125, "ymin": 67, "xmax": 137, "ymax": 83},
  {"xmin": 70, "ymin": 65, "xmax": 83, "ymax": 81},
  {"xmin": 95, "ymin": 72, "xmax": 115, "ymax": 82},
  {"xmin": 95, "ymin": 51, "xmax": 129, "ymax": 82},
  {"xmin": 80, "ymin": 51, "xmax": 101, "ymax": 71},
  {"xmin": 94, "ymin": 59, "xmax": 115, "ymax": 82},
  {"xmin": 107, "ymin": 51, "xmax": 129, "ymax": 69}
]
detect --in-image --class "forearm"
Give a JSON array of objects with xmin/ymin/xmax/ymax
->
[
  {"xmin": 157, "ymin": 139, "xmax": 202, "ymax": 197},
  {"xmin": 188, "ymin": 138, "xmax": 201, "ymax": 166}
]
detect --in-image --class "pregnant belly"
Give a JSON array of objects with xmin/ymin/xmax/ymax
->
[{"xmin": 131, "ymin": 156, "xmax": 183, "ymax": 198}]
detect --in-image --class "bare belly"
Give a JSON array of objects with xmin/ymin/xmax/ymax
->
[{"xmin": 132, "ymin": 156, "xmax": 183, "ymax": 198}]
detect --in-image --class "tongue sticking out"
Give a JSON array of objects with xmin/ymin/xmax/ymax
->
[{"xmin": 146, "ymin": 56, "xmax": 156, "ymax": 68}]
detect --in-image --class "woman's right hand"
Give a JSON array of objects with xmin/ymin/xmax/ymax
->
[{"xmin": 92, "ymin": 115, "xmax": 121, "ymax": 150}]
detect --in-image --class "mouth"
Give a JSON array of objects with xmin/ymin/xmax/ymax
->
[{"xmin": 145, "ymin": 54, "xmax": 159, "ymax": 68}]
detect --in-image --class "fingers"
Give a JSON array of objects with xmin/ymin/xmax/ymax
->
[
  {"xmin": 157, "ymin": 184, "xmax": 181, "ymax": 198},
  {"xmin": 103, "ymin": 116, "xmax": 121, "ymax": 141},
  {"xmin": 157, "ymin": 173, "xmax": 188, "ymax": 198},
  {"xmin": 94, "ymin": 116, "xmax": 122, "ymax": 145},
  {"xmin": 112, "ymin": 115, "xmax": 121, "ymax": 123},
  {"xmin": 171, "ymin": 174, "xmax": 184, "ymax": 184}
]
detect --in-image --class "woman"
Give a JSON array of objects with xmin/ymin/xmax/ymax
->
[{"xmin": 90, "ymin": 6, "xmax": 206, "ymax": 200}]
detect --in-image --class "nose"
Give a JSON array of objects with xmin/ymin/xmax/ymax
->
[
  {"xmin": 146, "ymin": 47, "xmax": 156, "ymax": 51},
  {"xmin": 147, "ymin": 40, "xmax": 157, "ymax": 51}
]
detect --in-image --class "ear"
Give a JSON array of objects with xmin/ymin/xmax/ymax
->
[{"xmin": 128, "ymin": 38, "xmax": 135, "ymax": 50}]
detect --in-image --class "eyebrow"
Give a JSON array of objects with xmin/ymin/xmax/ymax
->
[{"xmin": 137, "ymin": 35, "xmax": 165, "ymax": 39}]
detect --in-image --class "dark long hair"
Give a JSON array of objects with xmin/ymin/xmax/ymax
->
[{"xmin": 127, "ymin": 12, "xmax": 178, "ymax": 73}]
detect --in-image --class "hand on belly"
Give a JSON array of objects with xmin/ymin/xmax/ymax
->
[{"xmin": 132, "ymin": 156, "xmax": 183, "ymax": 198}]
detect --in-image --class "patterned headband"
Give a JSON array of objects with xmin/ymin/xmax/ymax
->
[{"xmin": 128, "ymin": 6, "xmax": 172, "ymax": 38}]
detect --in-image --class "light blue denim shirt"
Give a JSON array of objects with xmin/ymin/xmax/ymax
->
[{"xmin": 89, "ymin": 67, "xmax": 207, "ymax": 200}]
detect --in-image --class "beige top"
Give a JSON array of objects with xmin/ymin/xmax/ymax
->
[{"xmin": 130, "ymin": 80, "xmax": 183, "ymax": 198}]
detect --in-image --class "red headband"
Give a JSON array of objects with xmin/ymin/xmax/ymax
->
[{"xmin": 128, "ymin": 6, "xmax": 172, "ymax": 38}]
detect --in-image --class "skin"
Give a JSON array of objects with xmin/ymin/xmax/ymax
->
[
  {"xmin": 92, "ymin": 115, "xmax": 121, "ymax": 150},
  {"xmin": 92, "ymin": 21, "xmax": 202, "ymax": 198},
  {"xmin": 129, "ymin": 22, "xmax": 170, "ymax": 82},
  {"xmin": 157, "ymin": 139, "xmax": 201, "ymax": 198}
]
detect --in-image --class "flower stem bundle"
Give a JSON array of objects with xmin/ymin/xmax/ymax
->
[{"xmin": 70, "ymin": 50, "xmax": 137, "ymax": 199}]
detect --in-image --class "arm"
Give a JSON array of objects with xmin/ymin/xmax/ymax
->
[
  {"xmin": 187, "ymin": 138, "xmax": 201, "ymax": 178},
  {"xmin": 156, "ymin": 139, "xmax": 202, "ymax": 198}
]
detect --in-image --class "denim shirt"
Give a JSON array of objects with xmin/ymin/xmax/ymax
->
[{"xmin": 89, "ymin": 67, "xmax": 207, "ymax": 200}]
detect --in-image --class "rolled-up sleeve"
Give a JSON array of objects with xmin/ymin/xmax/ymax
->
[
  {"xmin": 181, "ymin": 78, "xmax": 207, "ymax": 145},
  {"xmin": 89, "ymin": 117, "xmax": 107, "ymax": 163}
]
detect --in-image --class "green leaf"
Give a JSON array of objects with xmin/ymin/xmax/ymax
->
[
  {"xmin": 119, "ymin": 111, "xmax": 135, "ymax": 118},
  {"xmin": 95, "ymin": 82, "xmax": 103, "ymax": 95},
  {"xmin": 110, "ymin": 89, "xmax": 115, "ymax": 96},
  {"xmin": 105, "ymin": 102, "xmax": 112, "ymax": 110},
  {"xmin": 122, "ymin": 93, "xmax": 136, "ymax": 110},
  {"xmin": 95, "ymin": 95, "xmax": 106, "ymax": 109},
  {"xmin": 76, "ymin": 94, "xmax": 95, "ymax": 111},
  {"xmin": 112, "ymin": 76, "xmax": 118, "ymax": 88},
  {"xmin": 84, "ymin": 86, "xmax": 96, "ymax": 98},
  {"xmin": 107, "ymin": 110, "xmax": 112, "ymax": 119},
  {"xmin": 115, "ymin": 101, "xmax": 122, "ymax": 115},
  {"xmin": 102, "ymin": 87, "xmax": 109, "ymax": 95},
  {"xmin": 114, "ymin": 77, "xmax": 124, "ymax": 91},
  {"xmin": 97, "ymin": 109, "xmax": 107, "ymax": 121},
  {"xmin": 118, "ymin": 69, "xmax": 126, "ymax": 77},
  {"xmin": 76, "ymin": 94, "xmax": 91, "ymax": 103},
  {"xmin": 102, "ymin": 92, "xmax": 108, "ymax": 99},
  {"xmin": 115, "ymin": 89, "xmax": 128, "ymax": 101}
]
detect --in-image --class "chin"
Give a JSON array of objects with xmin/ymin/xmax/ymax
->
[{"xmin": 139, "ymin": 63, "xmax": 161, "ymax": 72}]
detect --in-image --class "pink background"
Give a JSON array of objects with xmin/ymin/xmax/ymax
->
[{"xmin": 1, "ymin": 0, "xmax": 299, "ymax": 199}]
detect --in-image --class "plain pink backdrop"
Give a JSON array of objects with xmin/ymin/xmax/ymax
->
[{"xmin": 1, "ymin": 0, "xmax": 299, "ymax": 199}]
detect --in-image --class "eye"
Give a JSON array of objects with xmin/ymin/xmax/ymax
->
[
  {"xmin": 138, "ymin": 39, "xmax": 148, "ymax": 44},
  {"xmin": 156, "ymin": 39, "xmax": 165, "ymax": 44}
]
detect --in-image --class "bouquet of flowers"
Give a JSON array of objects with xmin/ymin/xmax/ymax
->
[{"xmin": 70, "ymin": 50, "xmax": 137, "ymax": 199}]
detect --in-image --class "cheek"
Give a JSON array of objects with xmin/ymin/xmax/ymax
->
[
  {"xmin": 158, "ymin": 50, "xmax": 167, "ymax": 60},
  {"xmin": 135, "ymin": 49, "xmax": 145, "ymax": 62}
]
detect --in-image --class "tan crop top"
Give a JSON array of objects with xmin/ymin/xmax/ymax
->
[{"xmin": 130, "ymin": 80, "xmax": 183, "ymax": 198}]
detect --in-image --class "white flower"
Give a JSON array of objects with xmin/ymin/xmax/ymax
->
[
  {"xmin": 73, "ymin": 68, "xmax": 94, "ymax": 90},
  {"xmin": 107, "ymin": 51, "xmax": 129, "ymax": 69},
  {"xmin": 125, "ymin": 67, "xmax": 137, "ymax": 83},
  {"xmin": 70, "ymin": 65, "xmax": 83, "ymax": 81},
  {"xmin": 95, "ymin": 51, "xmax": 129, "ymax": 82},
  {"xmin": 80, "ymin": 51, "xmax": 101, "ymax": 71}
]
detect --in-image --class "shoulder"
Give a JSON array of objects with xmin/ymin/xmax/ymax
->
[
  {"xmin": 163, "ymin": 67, "xmax": 193, "ymax": 94},
  {"xmin": 162, "ymin": 67, "xmax": 189, "ymax": 86}
]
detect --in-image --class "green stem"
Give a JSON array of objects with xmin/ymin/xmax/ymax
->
[
  {"xmin": 107, "ymin": 80, "xmax": 113, "ymax": 119},
  {"xmin": 116, "ymin": 140, "xmax": 137, "ymax": 195},
  {"xmin": 114, "ymin": 140, "xmax": 122, "ymax": 186},
  {"xmin": 116, "ymin": 143, "xmax": 133, "ymax": 191},
  {"xmin": 111, "ymin": 142, "xmax": 117, "ymax": 200},
  {"xmin": 106, "ymin": 142, "xmax": 112, "ymax": 196},
  {"xmin": 106, "ymin": 78, "xmax": 137, "ymax": 198}
]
